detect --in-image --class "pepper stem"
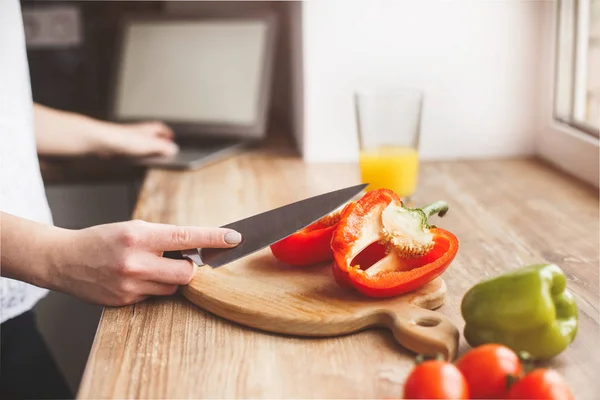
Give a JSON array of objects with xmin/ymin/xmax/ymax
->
[{"xmin": 420, "ymin": 201, "xmax": 449, "ymax": 219}]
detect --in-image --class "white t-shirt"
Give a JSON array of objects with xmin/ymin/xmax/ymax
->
[{"xmin": 0, "ymin": 0, "xmax": 54, "ymax": 324}]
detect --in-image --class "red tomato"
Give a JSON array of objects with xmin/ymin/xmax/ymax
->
[
  {"xmin": 507, "ymin": 369, "xmax": 574, "ymax": 400},
  {"xmin": 403, "ymin": 360, "xmax": 469, "ymax": 399},
  {"xmin": 455, "ymin": 344, "xmax": 522, "ymax": 399}
]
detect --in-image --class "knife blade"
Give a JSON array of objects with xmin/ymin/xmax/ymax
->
[{"xmin": 164, "ymin": 183, "xmax": 367, "ymax": 268}]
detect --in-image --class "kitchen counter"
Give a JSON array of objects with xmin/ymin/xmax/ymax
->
[{"xmin": 77, "ymin": 136, "xmax": 599, "ymax": 399}]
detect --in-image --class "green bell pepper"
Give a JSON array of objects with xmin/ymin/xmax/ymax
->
[{"xmin": 461, "ymin": 263, "xmax": 578, "ymax": 360}]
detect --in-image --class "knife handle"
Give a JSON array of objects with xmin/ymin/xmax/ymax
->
[
  {"xmin": 163, "ymin": 249, "xmax": 204, "ymax": 266},
  {"xmin": 163, "ymin": 251, "xmax": 184, "ymax": 260}
]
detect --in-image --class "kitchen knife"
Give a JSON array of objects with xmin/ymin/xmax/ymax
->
[{"xmin": 164, "ymin": 183, "xmax": 367, "ymax": 268}]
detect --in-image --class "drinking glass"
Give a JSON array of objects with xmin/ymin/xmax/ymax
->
[{"xmin": 355, "ymin": 85, "xmax": 424, "ymax": 201}]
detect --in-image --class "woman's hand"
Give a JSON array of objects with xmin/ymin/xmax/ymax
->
[
  {"xmin": 51, "ymin": 220, "xmax": 242, "ymax": 306},
  {"xmin": 94, "ymin": 121, "xmax": 179, "ymax": 158},
  {"xmin": 33, "ymin": 103, "xmax": 179, "ymax": 158},
  {"xmin": 1, "ymin": 213, "xmax": 241, "ymax": 306}
]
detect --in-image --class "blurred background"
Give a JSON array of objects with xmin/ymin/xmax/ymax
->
[{"xmin": 19, "ymin": 0, "xmax": 598, "ymax": 394}]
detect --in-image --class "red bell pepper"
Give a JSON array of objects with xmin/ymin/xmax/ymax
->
[
  {"xmin": 270, "ymin": 202, "xmax": 354, "ymax": 266},
  {"xmin": 331, "ymin": 189, "xmax": 459, "ymax": 298}
]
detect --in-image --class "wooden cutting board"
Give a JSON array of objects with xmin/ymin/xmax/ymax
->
[{"xmin": 180, "ymin": 248, "xmax": 460, "ymax": 360}]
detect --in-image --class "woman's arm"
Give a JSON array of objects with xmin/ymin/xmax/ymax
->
[
  {"xmin": 0, "ymin": 212, "xmax": 65, "ymax": 289},
  {"xmin": 0, "ymin": 212, "xmax": 242, "ymax": 306},
  {"xmin": 33, "ymin": 103, "xmax": 179, "ymax": 157}
]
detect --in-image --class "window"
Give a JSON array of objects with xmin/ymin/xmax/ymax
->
[{"xmin": 554, "ymin": 0, "xmax": 600, "ymax": 137}]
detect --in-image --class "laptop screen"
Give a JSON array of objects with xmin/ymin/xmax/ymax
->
[{"xmin": 111, "ymin": 17, "xmax": 274, "ymax": 137}]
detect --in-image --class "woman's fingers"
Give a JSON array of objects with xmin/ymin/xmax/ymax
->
[
  {"xmin": 139, "ymin": 281, "xmax": 180, "ymax": 297},
  {"xmin": 133, "ymin": 121, "xmax": 174, "ymax": 139},
  {"xmin": 108, "ymin": 132, "xmax": 179, "ymax": 157},
  {"xmin": 128, "ymin": 255, "xmax": 196, "ymax": 286},
  {"xmin": 129, "ymin": 221, "xmax": 243, "ymax": 252}
]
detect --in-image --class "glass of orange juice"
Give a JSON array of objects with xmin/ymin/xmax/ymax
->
[{"xmin": 355, "ymin": 85, "xmax": 423, "ymax": 201}]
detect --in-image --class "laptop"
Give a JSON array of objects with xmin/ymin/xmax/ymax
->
[{"xmin": 107, "ymin": 13, "xmax": 278, "ymax": 170}]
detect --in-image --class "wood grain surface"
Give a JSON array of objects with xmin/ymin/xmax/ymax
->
[
  {"xmin": 180, "ymin": 251, "xmax": 459, "ymax": 360},
  {"xmin": 77, "ymin": 139, "xmax": 600, "ymax": 399}
]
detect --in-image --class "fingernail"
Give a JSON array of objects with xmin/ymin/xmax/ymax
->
[{"xmin": 224, "ymin": 231, "xmax": 242, "ymax": 244}]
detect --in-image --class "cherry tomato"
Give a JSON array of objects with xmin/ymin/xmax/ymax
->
[
  {"xmin": 507, "ymin": 369, "xmax": 574, "ymax": 400},
  {"xmin": 455, "ymin": 344, "xmax": 522, "ymax": 399},
  {"xmin": 403, "ymin": 359, "xmax": 469, "ymax": 399}
]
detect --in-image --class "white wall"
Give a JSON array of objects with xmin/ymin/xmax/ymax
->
[{"xmin": 299, "ymin": 0, "xmax": 547, "ymax": 162}]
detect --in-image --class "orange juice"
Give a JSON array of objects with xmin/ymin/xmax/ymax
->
[{"xmin": 359, "ymin": 146, "xmax": 419, "ymax": 198}]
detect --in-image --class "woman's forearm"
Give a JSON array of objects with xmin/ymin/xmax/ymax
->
[
  {"xmin": 33, "ymin": 103, "xmax": 108, "ymax": 156},
  {"xmin": 1, "ymin": 212, "xmax": 242, "ymax": 306},
  {"xmin": 0, "ymin": 211, "xmax": 69, "ymax": 289},
  {"xmin": 32, "ymin": 103, "xmax": 177, "ymax": 158}
]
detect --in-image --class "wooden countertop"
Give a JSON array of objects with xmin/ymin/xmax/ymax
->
[{"xmin": 77, "ymin": 138, "xmax": 599, "ymax": 399}]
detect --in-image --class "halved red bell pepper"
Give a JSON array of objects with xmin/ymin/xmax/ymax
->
[
  {"xmin": 270, "ymin": 202, "xmax": 354, "ymax": 266},
  {"xmin": 331, "ymin": 189, "xmax": 459, "ymax": 298}
]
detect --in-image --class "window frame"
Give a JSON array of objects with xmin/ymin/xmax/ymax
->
[{"xmin": 537, "ymin": 0, "xmax": 599, "ymax": 188}]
